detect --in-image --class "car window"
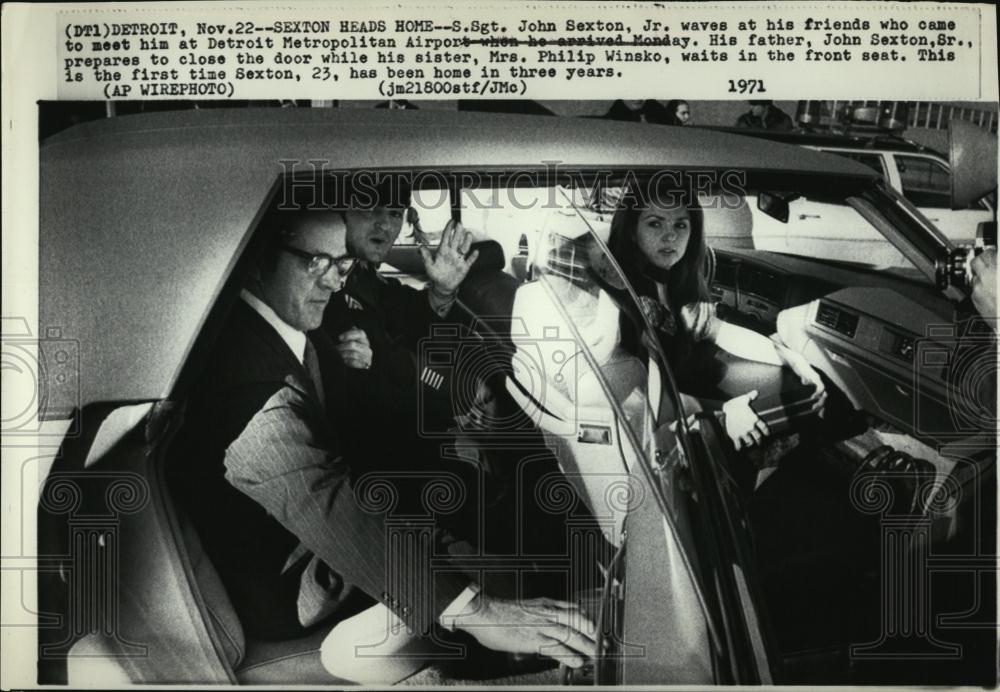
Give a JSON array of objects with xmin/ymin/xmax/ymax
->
[
  {"xmin": 895, "ymin": 155, "xmax": 952, "ymax": 209},
  {"xmin": 823, "ymin": 150, "xmax": 887, "ymax": 177},
  {"xmin": 397, "ymin": 188, "xmax": 452, "ymax": 246},
  {"xmin": 392, "ymin": 173, "xmax": 932, "ymax": 288},
  {"xmin": 401, "ymin": 187, "xmax": 563, "ymax": 267}
]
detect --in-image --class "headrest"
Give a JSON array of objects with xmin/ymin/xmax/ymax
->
[
  {"xmin": 468, "ymin": 239, "xmax": 505, "ymax": 273},
  {"xmin": 700, "ymin": 193, "xmax": 754, "ymax": 251}
]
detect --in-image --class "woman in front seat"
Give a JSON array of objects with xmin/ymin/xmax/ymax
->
[{"xmin": 606, "ymin": 186, "xmax": 826, "ymax": 450}]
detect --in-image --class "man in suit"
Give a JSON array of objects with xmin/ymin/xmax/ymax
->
[
  {"xmin": 170, "ymin": 209, "xmax": 379, "ymax": 640},
  {"xmin": 173, "ymin": 206, "xmax": 598, "ymax": 681}
]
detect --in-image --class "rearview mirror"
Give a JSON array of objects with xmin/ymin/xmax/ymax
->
[{"xmin": 758, "ymin": 192, "xmax": 790, "ymax": 223}]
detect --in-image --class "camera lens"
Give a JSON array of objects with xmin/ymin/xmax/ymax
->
[{"xmin": 938, "ymin": 246, "xmax": 972, "ymax": 290}]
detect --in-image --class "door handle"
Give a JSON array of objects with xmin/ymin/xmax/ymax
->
[{"xmin": 798, "ymin": 214, "xmax": 822, "ymax": 220}]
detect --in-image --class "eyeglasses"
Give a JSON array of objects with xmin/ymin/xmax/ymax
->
[{"xmin": 280, "ymin": 245, "xmax": 357, "ymax": 276}]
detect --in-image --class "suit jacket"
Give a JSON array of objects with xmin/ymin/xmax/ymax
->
[
  {"xmin": 170, "ymin": 299, "xmax": 469, "ymax": 639},
  {"xmin": 223, "ymin": 374, "xmax": 473, "ymax": 637},
  {"xmin": 323, "ymin": 261, "xmax": 440, "ymax": 376}
]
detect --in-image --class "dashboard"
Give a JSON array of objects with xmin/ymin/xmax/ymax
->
[
  {"xmin": 711, "ymin": 249, "xmax": 841, "ymax": 330},
  {"xmin": 711, "ymin": 248, "xmax": 995, "ymax": 447},
  {"xmin": 713, "ymin": 256, "xmax": 794, "ymax": 326},
  {"xmin": 710, "ymin": 248, "xmax": 944, "ymax": 327},
  {"xmin": 799, "ymin": 288, "xmax": 994, "ymax": 447}
]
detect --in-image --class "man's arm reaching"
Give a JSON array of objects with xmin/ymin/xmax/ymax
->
[
  {"xmin": 225, "ymin": 378, "xmax": 599, "ymax": 666},
  {"xmin": 223, "ymin": 378, "xmax": 469, "ymax": 634}
]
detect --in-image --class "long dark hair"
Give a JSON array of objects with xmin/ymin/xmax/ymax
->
[
  {"xmin": 607, "ymin": 190, "xmax": 710, "ymax": 313},
  {"xmin": 664, "ymin": 100, "xmax": 689, "ymax": 126}
]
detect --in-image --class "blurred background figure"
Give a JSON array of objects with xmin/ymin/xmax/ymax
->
[
  {"xmin": 375, "ymin": 99, "xmax": 419, "ymax": 109},
  {"xmin": 665, "ymin": 99, "xmax": 691, "ymax": 126},
  {"xmin": 735, "ymin": 100, "xmax": 793, "ymax": 130},
  {"xmin": 603, "ymin": 99, "xmax": 670, "ymax": 124}
]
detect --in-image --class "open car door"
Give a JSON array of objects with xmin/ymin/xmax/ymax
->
[
  {"xmin": 36, "ymin": 117, "xmax": 295, "ymax": 684},
  {"xmin": 503, "ymin": 184, "xmax": 777, "ymax": 684}
]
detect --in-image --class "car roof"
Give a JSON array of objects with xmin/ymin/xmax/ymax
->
[
  {"xmin": 41, "ymin": 108, "xmax": 879, "ymax": 411},
  {"xmin": 46, "ymin": 108, "xmax": 883, "ymax": 174},
  {"xmin": 704, "ymin": 125, "xmax": 946, "ymax": 157}
]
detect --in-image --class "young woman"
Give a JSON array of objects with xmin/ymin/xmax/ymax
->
[
  {"xmin": 664, "ymin": 100, "xmax": 691, "ymax": 126},
  {"xmin": 606, "ymin": 190, "xmax": 826, "ymax": 449}
]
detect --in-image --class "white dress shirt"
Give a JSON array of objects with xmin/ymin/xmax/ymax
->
[{"xmin": 241, "ymin": 289, "xmax": 307, "ymax": 365}]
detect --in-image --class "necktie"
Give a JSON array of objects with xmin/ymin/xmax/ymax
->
[{"xmin": 303, "ymin": 337, "xmax": 326, "ymax": 410}]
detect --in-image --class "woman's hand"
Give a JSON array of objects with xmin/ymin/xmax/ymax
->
[
  {"xmin": 774, "ymin": 343, "xmax": 828, "ymax": 416},
  {"xmin": 722, "ymin": 390, "xmax": 770, "ymax": 450},
  {"xmin": 680, "ymin": 301, "xmax": 717, "ymax": 341}
]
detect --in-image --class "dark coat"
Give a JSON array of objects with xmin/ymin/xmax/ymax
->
[
  {"xmin": 170, "ymin": 299, "xmax": 470, "ymax": 639},
  {"xmin": 735, "ymin": 106, "xmax": 794, "ymax": 130},
  {"xmin": 322, "ymin": 263, "xmax": 457, "ymax": 446},
  {"xmin": 170, "ymin": 299, "xmax": 343, "ymax": 639},
  {"xmin": 604, "ymin": 99, "xmax": 672, "ymax": 124}
]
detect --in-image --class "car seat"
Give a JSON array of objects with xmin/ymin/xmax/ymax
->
[
  {"xmin": 169, "ymin": 478, "xmax": 347, "ymax": 684},
  {"xmin": 458, "ymin": 239, "xmax": 521, "ymax": 344},
  {"xmin": 702, "ymin": 192, "xmax": 755, "ymax": 251}
]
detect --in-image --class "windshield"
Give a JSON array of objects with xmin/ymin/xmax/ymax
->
[{"xmin": 750, "ymin": 192, "xmax": 928, "ymax": 282}]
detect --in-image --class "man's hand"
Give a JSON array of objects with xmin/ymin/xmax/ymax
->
[
  {"xmin": 454, "ymin": 594, "xmax": 598, "ymax": 669},
  {"xmin": 970, "ymin": 248, "xmax": 997, "ymax": 324},
  {"xmin": 722, "ymin": 390, "xmax": 770, "ymax": 450},
  {"xmin": 334, "ymin": 328, "xmax": 373, "ymax": 370},
  {"xmin": 419, "ymin": 219, "xmax": 480, "ymax": 296}
]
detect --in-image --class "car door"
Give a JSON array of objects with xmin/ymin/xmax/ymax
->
[
  {"xmin": 37, "ymin": 401, "xmax": 237, "ymax": 685},
  {"xmin": 37, "ymin": 118, "xmax": 294, "ymax": 684},
  {"xmin": 503, "ymin": 187, "xmax": 777, "ymax": 683}
]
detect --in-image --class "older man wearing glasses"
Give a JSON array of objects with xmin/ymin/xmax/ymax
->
[{"xmin": 171, "ymin": 205, "xmax": 598, "ymax": 684}]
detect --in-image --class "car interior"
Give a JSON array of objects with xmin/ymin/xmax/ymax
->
[
  {"xmin": 38, "ymin": 167, "xmax": 995, "ymax": 686},
  {"xmin": 392, "ymin": 171, "xmax": 995, "ymax": 684}
]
